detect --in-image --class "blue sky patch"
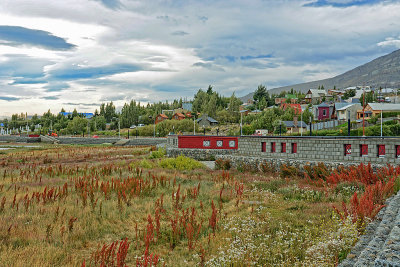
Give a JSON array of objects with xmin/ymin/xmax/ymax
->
[
  {"xmin": 304, "ymin": 0, "xmax": 383, "ymax": 8},
  {"xmin": 49, "ymin": 63, "xmax": 142, "ymax": 80},
  {"xmin": 0, "ymin": 26, "xmax": 75, "ymax": 50}
]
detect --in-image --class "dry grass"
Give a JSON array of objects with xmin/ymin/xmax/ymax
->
[{"xmin": 0, "ymin": 144, "xmax": 396, "ymax": 266}]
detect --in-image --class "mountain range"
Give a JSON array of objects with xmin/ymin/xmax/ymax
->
[{"xmin": 241, "ymin": 49, "xmax": 400, "ymax": 102}]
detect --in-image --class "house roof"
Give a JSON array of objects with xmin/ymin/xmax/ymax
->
[
  {"xmin": 368, "ymin": 103, "xmax": 400, "ymax": 111},
  {"xmin": 157, "ymin": 114, "xmax": 168, "ymax": 119},
  {"xmin": 196, "ymin": 116, "xmax": 218, "ymax": 123},
  {"xmin": 318, "ymin": 102, "xmax": 330, "ymax": 108},
  {"xmin": 335, "ymin": 103, "xmax": 353, "ymax": 110},
  {"xmin": 306, "ymin": 89, "xmax": 327, "ymax": 98},
  {"xmin": 336, "ymin": 103, "xmax": 361, "ymax": 111},
  {"xmin": 283, "ymin": 121, "xmax": 307, "ymax": 128},
  {"xmin": 174, "ymin": 112, "xmax": 185, "ymax": 118}
]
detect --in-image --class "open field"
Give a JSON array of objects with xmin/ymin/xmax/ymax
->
[{"xmin": 0, "ymin": 144, "xmax": 399, "ymax": 266}]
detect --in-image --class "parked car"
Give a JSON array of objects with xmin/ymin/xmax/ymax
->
[
  {"xmin": 138, "ymin": 124, "xmax": 145, "ymax": 127},
  {"xmin": 385, "ymin": 97, "xmax": 391, "ymax": 103},
  {"xmin": 129, "ymin": 125, "xmax": 136, "ymax": 129}
]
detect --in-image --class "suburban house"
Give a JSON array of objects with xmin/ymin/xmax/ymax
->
[
  {"xmin": 335, "ymin": 103, "xmax": 362, "ymax": 121},
  {"xmin": 196, "ymin": 115, "xmax": 218, "ymax": 127},
  {"xmin": 172, "ymin": 113, "xmax": 186, "ymax": 121},
  {"xmin": 283, "ymin": 120, "xmax": 308, "ymax": 134},
  {"xmin": 280, "ymin": 103, "xmax": 302, "ymax": 114},
  {"xmin": 317, "ymin": 102, "xmax": 334, "ymax": 121},
  {"xmin": 357, "ymin": 103, "xmax": 400, "ymax": 119},
  {"xmin": 155, "ymin": 114, "xmax": 168, "ymax": 124},
  {"xmin": 305, "ymin": 89, "xmax": 332, "ymax": 104}
]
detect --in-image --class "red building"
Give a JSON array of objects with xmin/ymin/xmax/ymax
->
[
  {"xmin": 172, "ymin": 112, "xmax": 186, "ymax": 120},
  {"xmin": 155, "ymin": 114, "xmax": 168, "ymax": 124}
]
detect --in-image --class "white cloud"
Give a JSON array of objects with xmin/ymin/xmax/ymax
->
[{"xmin": 0, "ymin": 0, "xmax": 400, "ymax": 115}]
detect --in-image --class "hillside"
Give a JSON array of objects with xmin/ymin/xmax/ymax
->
[{"xmin": 241, "ymin": 49, "xmax": 400, "ymax": 102}]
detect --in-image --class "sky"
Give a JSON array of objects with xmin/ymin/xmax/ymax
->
[{"xmin": 1, "ymin": 0, "xmax": 400, "ymax": 116}]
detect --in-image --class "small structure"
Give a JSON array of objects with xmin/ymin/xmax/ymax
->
[
  {"xmin": 248, "ymin": 109, "xmax": 262, "ymax": 115},
  {"xmin": 155, "ymin": 114, "xmax": 168, "ymax": 124},
  {"xmin": 305, "ymin": 89, "xmax": 331, "ymax": 104},
  {"xmin": 335, "ymin": 103, "xmax": 362, "ymax": 121},
  {"xmin": 357, "ymin": 103, "xmax": 400, "ymax": 119},
  {"xmin": 282, "ymin": 120, "xmax": 307, "ymax": 134},
  {"xmin": 172, "ymin": 113, "xmax": 186, "ymax": 121},
  {"xmin": 196, "ymin": 115, "xmax": 218, "ymax": 127},
  {"xmin": 317, "ymin": 102, "xmax": 334, "ymax": 120}
]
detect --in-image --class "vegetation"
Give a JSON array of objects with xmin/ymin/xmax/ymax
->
[{"xmin": 0, "ymin": 144, "xmax": 398, "ymax": 266}]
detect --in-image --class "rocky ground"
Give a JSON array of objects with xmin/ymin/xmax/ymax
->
[{"xmin": 339, "ymin": 190, "xmax": 400, "ymax": 267}]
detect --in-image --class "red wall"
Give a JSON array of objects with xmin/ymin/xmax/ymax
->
[{"xmin": 178, "ymin": 136, "xmax": 238, "ymax": 149}]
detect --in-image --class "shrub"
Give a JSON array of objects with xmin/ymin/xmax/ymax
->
[
  {"xmin": 215, "ymin": 159, "xmax": 231, "ymax": 170},
  {"xmin": 280, "ymin": 164, "xmax": 301, "ymax": 178},
  {"xmin": 149, "ymin": 148, "xmax": 166, "ymax": 159},
  {"xmin": 159, "ymin": 155, "xmax": 203, "ymax": 170}
]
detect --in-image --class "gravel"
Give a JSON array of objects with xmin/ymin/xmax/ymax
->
[{"xmin": 339, "ymin": 190, "xmax": 400, "ymax": 267}]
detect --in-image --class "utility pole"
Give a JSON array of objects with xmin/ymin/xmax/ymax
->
[
  {"xmin": 362, "ymin": 86, "xmax": 365, "ymax": 137},
  {"xmin": 347, "ymin": 110, "xmax": 351, "ymax": 136}
]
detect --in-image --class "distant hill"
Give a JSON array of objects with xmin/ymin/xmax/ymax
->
[{"xmin": 241, "ymin": 49, "xmax": 400, "ymax": 102}]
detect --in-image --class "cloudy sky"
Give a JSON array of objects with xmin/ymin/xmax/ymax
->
[{"xmin": 0, "ymin": 0, "xmax": 400, "ymax": 116}]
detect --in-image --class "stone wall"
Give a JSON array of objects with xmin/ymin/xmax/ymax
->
[
  {"xmin": 0, "ymin": 136, "xmax": 40, "ymax": 143},
  {"xmin": 167, "ymin": 147, "xmax": 234, "ymax": 161}
]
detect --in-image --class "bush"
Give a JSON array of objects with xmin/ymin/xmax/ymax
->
[
  {"xmin": 280, "ymin": 164, "xmax": 301, "ymax": 178},
  {"xmin": 149, "ymin": 148, "xmax": 165, "ymax": 159},
  {"xmin": 159, "ymin": 155, "xmax": 203, "ymax": 170},
  {"xmin": 215, "ymin": 159, "xmax": 231, "ymax": 170}
]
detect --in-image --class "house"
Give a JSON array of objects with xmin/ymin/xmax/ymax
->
[
  {"xmin": 196, "ymin": 115, "xmax": 218, "ymax": 127},
  {"xmin": 185, "ymin": 112, "xmax": 192, "ymax": 118},
  {"xmin": 283, "ymin": 120, "xmax": 308, "ymax": 134},
  {"xmin": 317, "ymin": 102, "xmax": 334, "ymax": 120},
  {"xmin": 280, "ymin": 103, "xmax": 302, "ymax": 114},
  {"xmin": 275, "ymin": 98, "xmax": 286, "ymax": 105},
  {"xmin": 335, "ymin": 103, "xmax": 362, "ymax": 121},
  {"xmin": 172, "ymin": 113, "xmax": 186, "ymax": 121},
  {"xmin": 357, "ymin": 103, "xmax": 400, "ymax": 119},
  {"xmin": 305, "ymin": 89, "xmax": 331, "ymax": 104},
  {"xmin": 155, "ymin": 114, "xmax": 168, "ymax": 124}
]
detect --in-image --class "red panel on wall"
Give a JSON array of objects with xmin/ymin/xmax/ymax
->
[{"xmin": 178, "ymin": 136, "xmax": 238, "ymax": 149}]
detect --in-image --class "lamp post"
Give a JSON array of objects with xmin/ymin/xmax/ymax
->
[
  {"xmin": 300, "ymin": 110, "xmax": 303, "ymax": 136},
  {"xmin": 347, "ymin": 110, "xmax": 351, "ymax": 136}
]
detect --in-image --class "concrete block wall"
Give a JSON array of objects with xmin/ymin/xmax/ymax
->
[{"xmin": 238, "ymin": 136, "xmax": 400, "ymax": 165}]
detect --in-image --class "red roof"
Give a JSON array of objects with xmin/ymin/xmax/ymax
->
[
  {"xmin": 281, "ymin": 103, "xmax": 302, "ymax": 114},
  {"xmin": 174, "ymin": 113, "xmax": 185, "ymax": 118},
  {"xmin": 157, "ymin": 114, "xmax": 168, "ymax": 119}
]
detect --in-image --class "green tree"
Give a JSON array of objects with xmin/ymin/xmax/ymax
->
[
  {"xmin": 67, "ymin": 117, "xmax": 88, "ymax": 135},
  {"xmin": 253, "ymin": 85, "xmax": 267, "ymax": 105}
]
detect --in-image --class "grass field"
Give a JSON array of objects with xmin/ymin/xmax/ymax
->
[{"xmin": 0, "ymin": 144, "xmax": 398, "ymax": 266}]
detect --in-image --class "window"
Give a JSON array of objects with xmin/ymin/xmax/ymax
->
[
  {"xmin": 323, "ymin": 110, "xmax": 327, "ymax": 116},
  {"xmin": 377, "ymin": 144, "xmax": 385, "ymax": 157},
  {"xmin": 203, "ymin": 140, "xmax": 210, "ymax": 147},
  {"xmin": 281, "ymin": 143, "xmax": 286, "ymax": 153},
  {"xmin": 292, "ymin": 143, "xmax": 297, "ymax": 153},
  {"xmin": 396, "ymin": 145, "xmax": 400, "ymax": 158},
  {"xmin": 229, "ymin": 140, "xmax": 236, "ymax": 148},
  {"xmin": 344, "ymin": 144, "xmax": 351, "ymax": 156},
  {"xmin": 261, "ymin": 142, "xmax": 266, "ymax": 152},
  {"xmin": 271, "ymin": 142, "xmax": 276, "ymax": 153},
  {"xmin": 216, "ymin": 140, "xmax": 223, "ymax": 147},
  {"xmin": 360, "ymin": 144, "xmax": 368, "ymax": 156}
]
